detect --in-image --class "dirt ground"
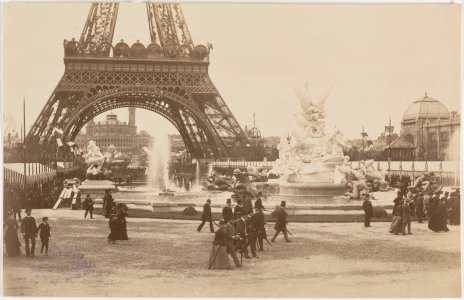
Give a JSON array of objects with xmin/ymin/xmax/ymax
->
[{"xmin": 3, "ymin": 209, "xmax": 461, "ymax": 297}]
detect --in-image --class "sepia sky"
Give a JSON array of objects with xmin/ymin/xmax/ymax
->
[{"xmin": 2, "ymin": 3, "xmax": 461, "ymax": 139}]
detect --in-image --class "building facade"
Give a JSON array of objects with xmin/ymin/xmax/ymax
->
[{"xmin": 76, "ymin": 108, "xmax": 153, "ymax": 152}]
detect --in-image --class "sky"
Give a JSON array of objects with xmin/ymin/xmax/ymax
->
[{"xmin": 2, "ymin": 3, "xmax": 461, "ymax": 139}]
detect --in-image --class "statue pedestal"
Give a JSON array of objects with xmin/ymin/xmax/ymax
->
[
  {"xmin": 279, "ymin": 181, "xmax": 346, "ymax": 196},
  {"xmin": 78, "ymin": 180, "xmax": 118, "ymax": 199}
]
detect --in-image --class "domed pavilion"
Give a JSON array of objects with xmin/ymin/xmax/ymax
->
[{"xmin": 400, "ymin": 93, "xmax": 460, "ymax": 160}]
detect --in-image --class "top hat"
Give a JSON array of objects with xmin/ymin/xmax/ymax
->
[
  {"xmin": 226, "ymin": 198, "xmax": 231, "ymax": 203},
  {"xmin": 25, "ymin": 208, "xmax": 32, "ymax": 213},
  {"xmin": 280, "ymin": 200, "xmax": 286, "ymax": 206},
  {"xmin": 42, "ymin": 217, "xmax": 48, "ymax": 221}
]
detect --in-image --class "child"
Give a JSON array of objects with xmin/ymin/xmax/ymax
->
[
  {"xmin": 83, "ymin": 194, "xmax": 94, "ymax": 219},
  {"xmin": 37, "ymin": 217, "xmax": 51, "ymax": 255}
]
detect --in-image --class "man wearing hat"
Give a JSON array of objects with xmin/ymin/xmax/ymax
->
[
  {"xmin": 197, "ymin": 198, "xmax": 214, "ymax": 233},
  {"xmin": 20, "ymin": 209, "xmax": 37, "ymax": 257},
  {"xmin": 362, "ymin": 194, "xmax": 374, "ymax": 227},
  {"xmin": 271, "ymin": 201, "xmax": 291, "ymax": 243},
  {"xmin": 37, "ymin": 217, "xmax": 51, "ymax": 255},
  {"xmin": 222, "ymin": 199, "xmax": 233, "ymax": 223},
  {"xmin": 253, "ymin": 204, "xmax": 266, "ymax": 251}
]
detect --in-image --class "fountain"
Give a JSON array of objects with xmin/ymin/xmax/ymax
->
[
  {"xmin": 269, "ymin": 84, "xmax": 351, "ymax": 196},
  {"xmin": 146, "ymin": 133, "xmax": 171, "ymax": 193}
]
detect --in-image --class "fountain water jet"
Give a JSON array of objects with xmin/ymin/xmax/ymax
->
[{"xmin": 147, "ymin": 133, "xmax": 170, "ymax": 192}]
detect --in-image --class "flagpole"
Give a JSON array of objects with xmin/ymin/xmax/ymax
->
[
  {"xmin": 23, "ymin": 96, "xmax": 27, "ymax": 191},
  {"xmin": 361, "ymin": 125, "xmax": 365, "ymax": 161}
]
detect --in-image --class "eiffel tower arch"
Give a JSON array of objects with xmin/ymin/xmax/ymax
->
[{"xmin": 26, "ymin": 3, "xmax": 248, "ymax": 159}]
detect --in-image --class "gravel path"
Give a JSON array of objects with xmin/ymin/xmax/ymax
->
[{"xmin": 3, "ymin": 209, "xmax": 461, "ymax": 297}]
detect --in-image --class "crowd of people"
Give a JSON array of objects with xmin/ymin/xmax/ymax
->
[
  {"xmin": 199, "ymin": 181, "xmax": 291, "ymax": 270},
  {"xmin": 388, "ymin": 172, "xmax": 460, "ymax": 235}
]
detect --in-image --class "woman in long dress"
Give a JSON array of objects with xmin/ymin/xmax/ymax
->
[
  {"xmin": 389, "ymin": 199, "xmax": 403, "ymax": 234},
  {"xmin": 4, "ymin": 216, "xmax": 21, "ymax": 257},
  {"xmin": 208, "ymin": 220, "xmax": 231, "ymax": 270}
]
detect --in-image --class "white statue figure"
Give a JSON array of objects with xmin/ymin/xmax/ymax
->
[{"xmin": 84, "ymin": 140, "xmax": 105, "ymax": 165}]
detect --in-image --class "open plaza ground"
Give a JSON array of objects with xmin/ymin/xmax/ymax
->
[{"xmin": 3, "ymin": 209, "xmax": 461, "ymax": 297}]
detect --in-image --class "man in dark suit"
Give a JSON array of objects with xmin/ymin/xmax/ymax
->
[
  {"xmin": 197, "ymin": 199, "xmax": 214, "ymax": 233},
  {"xmin": 21, "ymin": 209, "xmax": 37, "ymax": 257},
  {"xmin": 222, "ymin": 199, "xmax": 233, "ymax": 223},
  {"xmin": 235, "ymin": 212, "xmax": 250, "ymax": 259},
  {"xmin": 271, "ymin": 201, "xmax": 291, "ymax": 242},
  {"xmin": 253, "ymin": 205, "xmax": 266, "ymax": 251},
  {"xmin": 362, "ymin": 194, "xmax": 374, "ymax": 227}
]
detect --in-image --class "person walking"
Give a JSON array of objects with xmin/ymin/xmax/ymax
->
[
  {"xmin": 223, "ymin": 219, "xmax": 241, "ymax": 268},
  {"xmin": 402, "ymin": 200, "xmax": 412, "ymax": 235},
  {"xmin": 20, "ymin": 209, "xmax": 37, "ymax": 257},
  {"xmin": 222, "ymin": 199, "xmax": 233, "ymax": 223},
  {"xmin": 235, "ymin": 211, "xmax": 250, "ymax": 259},
  {"xmin": 83, "ymin": 194, "xmax": 94, "ymax": 219},
  {"xmin": 108, "ymin": 214, "xmax": 118, "ymax": 244},
  {"xmin": 271, "ymin": 201, "xmax": 291, "ymax": 242},
  {"xmin": 253, "ymin": 205, "xmax": 266, "ymax": 251},
  {"xmin": 197, "ymin": 199, "xmax": 214, "ymax": 233},
  {"xmin": 4, "ymin": 215, "xmax": 21, "ymax": 257},
  {"xmin": 362, "ymin": 194, "xmax": 374, "ymax": 227},
  {"xmin": 37, "ymin": 217, "xmax": 51, "ymax": 255},
  {"xmin": 208, "ymin": 220, "xmax": 231, "ymax": 270},
  {"xmin": 246, "ymin": 213, "xmax": 258, "ymax": 258}
]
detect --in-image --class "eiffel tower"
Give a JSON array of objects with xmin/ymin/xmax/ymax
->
[{"xmin": 26, "ymin": 3, "xmax": 248, "ymax": 159}]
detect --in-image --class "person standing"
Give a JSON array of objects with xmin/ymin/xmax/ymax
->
[
  {"xmin": 37, "ymin": 217, "xmax": 51, "ymax": 255},
  {"xmin": 12, "ymin": 196, "xmax": 22, "ymax": 222},
  {"xmin": 222, "ymin": 199, "xmax": 233, "ymax": 223},
  {"xmin": 246, "ymin": 213, "xmax": 258, "ymax": 258},
  {"xmin": 362, "ymin": 194, "xmax": 374, "ymax": 227},
  {"xmin": 208, "ymin": 220, "xmax": 231, "ymax": 270},
  {"xmin": 450, "ymin": 190, "xmax": 460, "ymax": 225},
  {"xmin": 103, "ymin": 189, "xmax": 114, "ymax": 218},
  {"xmin": 415, "ymin": 192, "xmax": 424, "ymax": 223},
  {"xmin": 223, "ymin": 219, "xmax": 241, "ymax": 268},
  {"xmin": 235, "ymin": 211, "xmax": 250, "ymax": 259},
  {"xmin": 197, "ymin": 199, "xmax": 214, "ymax": 233},
  {"xmin": 253, "ymin": 205, "xmax": 266, "ymax": 251},
  {"xmin": 20, "ymin": 209, "xmax": 37, "ymax": 257},
  {"xmin": 402, "ymin": 200, "xmax": 412, "ymax": 235},
  {"xmin": 233, "ymin": 200, "xmax": 244, "ymax": 221},
  {"xmin": 4, "ymin": 215, "xmax": 21, "ymax": 257},
  {"xmin": 254, "ymin": 194, "xmax": 265, "ymax": 211},
  {"xmin": 428, "ymin": 191, "xmax": 441, "ymax": 232},
  {"xmin": 271, "ymin": 201, "xmax": 291, "ymax": 242},
  {"xmin": 108, "ymin": 214, "xmax": 118, "ymax": 244},
  {"xmin": 83, "ymin": 194, "xmax": 94, "ymax": 219}
]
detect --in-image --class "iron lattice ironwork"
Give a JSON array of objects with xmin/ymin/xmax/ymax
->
[{"xmin": 26, "ymin": 3, "xmax": 248, "ymax": 159}]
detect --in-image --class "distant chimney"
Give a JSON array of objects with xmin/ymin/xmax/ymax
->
[{"xmin": 129, "ymin": 107, "xmax": 136, "ymax": 126}]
